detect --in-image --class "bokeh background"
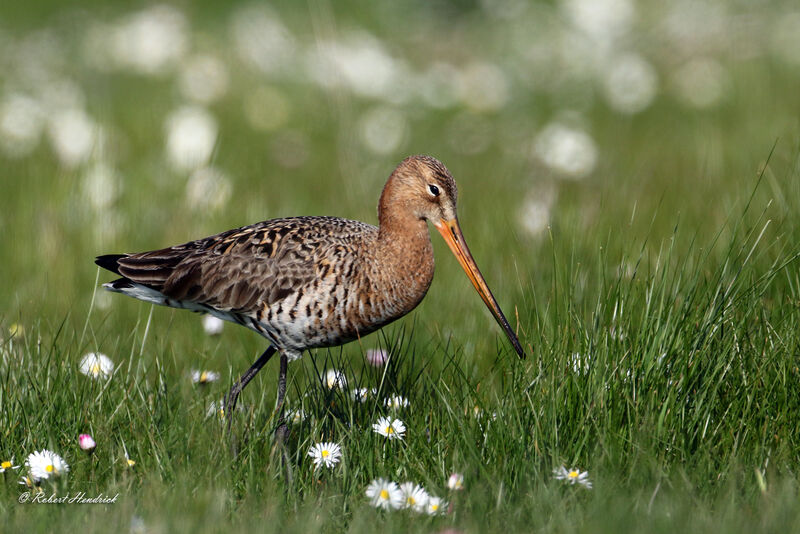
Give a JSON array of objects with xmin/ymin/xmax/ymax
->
[
  {"xmin": 3, "ymin": 2, "xmax": 800, "ymax": 532},
  {"xmin": 2, "ymin": 0, "xmax": 800, "ymax": 367}
]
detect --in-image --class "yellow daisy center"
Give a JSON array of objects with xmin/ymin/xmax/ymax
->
[
  {"xmin": 45, "ymin": 464, "xmax": 54, "ymax": 473},
  {"xmin": 1, "ymin": 461, "xmax": 11, "ymax": 469},
  {"xmin": 568, "ymin": 470, "xmax": 579, "ymax": 479},
  {"xmin": 127, "ymin": 459, "xmax": 136, "ymax": 466},
  {"xmin": 408, "ymin": 497, "xmax": 416, "ymax": 505},
  {"xmin": 91, "ymin": 363, "xmax": 101, "ymax": 375},
  {"xmin": 386, "ymin": 426, "xmax": 394, "ymax": 434},
  {"xmin": 200, "ymin": 372, "xmax": 208, "ymax": 382},
  {"xmin": 379, "ymin": 489, "xmax": 389, "ymax": 500},
  {"xmin": 432, "ymin": 504, "xmax": 439, "ymax": 511},
  {"xmin": 321, "ymin": 450, "xmax": 329, "ymax": 458}
]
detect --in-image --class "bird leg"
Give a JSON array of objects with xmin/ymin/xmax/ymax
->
[
  {"xmin": 225, "ymin": 345, "xmax": 278, "ymax": 436},
  {"xmin": 275, "ymin": 351, "xmax": 289, "ymax": 441},
  {"xmin": 274, "ymin": 352, "xmax": 293, "ymax": 487}
]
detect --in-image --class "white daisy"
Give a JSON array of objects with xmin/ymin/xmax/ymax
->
[
  {"xmin": 384, "ymin": 395, "xmax": 409, "ymax": 410},
  {"xmin": 308, "ymin": 442, "xmax": 342, "ymax": 469},
  {"xmin": 205, "ymin": 398, "xmax": 245, "ymax": 419},
  {"xmin": 553, "ymin": 466, "xmax": 592, "ymax": 489},
  {"xmin": 79, "ymin": 352, "xmax": 114, "ymax": 379},
  {"xmin": 351, "ymin": 387, "xmax": 370, "ymax": 402},
  {"xmin": 365, "ymin": 478, "xmax": 404, "ymax": 510},
  {"xmin": 399, "ymin": 482, "xmax": 429, "ymax": 512},
  {"xmin": 426, "ymin": 496, "xmax": 447, "ymax": 515},
  {"xmin": 372, "ymin": 416, "xmax": 406, "ymax": 440},
  {"xmin": 447, "ymin": 472, "xmax": 464, "ymax": 490},
  {"xmin": 25, "ymin": 450, "xmax": 69, "ymax": 481},
  {"xmin": 287, "ymin": 408, "xmax": 306, "ymax": 424},
  {"xmin": 323, "ymin": 369, "xmax": 347, "ymax": 390},
  {"xmin": 191, "ymin": 369, "xmax": 220, "ymax": 384},
  {"xmin": 0, "ymin": 457, "xmax": 19, "ymax": 472}
]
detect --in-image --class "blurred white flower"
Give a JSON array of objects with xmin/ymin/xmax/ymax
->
[
  {"xmin": 47, "ymin": 108, "xmax": 96, "ymax": 168},
  {"xmin": 287, "ymin": 408, "xmax": 306, "ymax": 424},
  {"xmin": 603, "ymin": 53, "xmax": 658, "ymax": 114},
  {"xmin": 365, "ymin": 348, "xmax": 389, "ymax": 367},
  {"xmin": 165, "ymin": 106, "xmax": 218, "ymax": 172},
  {"xmin": 0, "ymin": 93, "xmax": 45, "ymax": 158},
  {"xmin": 384, "ymin": 395, "xmax": 409, "ymax": 410},
  {"xmin": 519, "ymin": 187, "xmax": 555, "ymax": 237},
  {"xmin": 186, "ymin": 166, "xmax": 232, "ymax": 211},
  {"xmin": 179, "ymin": 54, "xmax": 230, "ymax": 103},
  {"xmin": 673, "ymin": 58, "xmax": 728, "ymax": 109},
  {"xmin": 191, "ymin": 369, "xmax": 220, "ymax": 384},
  {"xmin": 206, "ymin": 398, "xmax": 246, "ymax": 419},
  {"xmin": 202, "ymin": 315, "xmax": 224, "ymax": 335},
  {"xmin": 324, "ymin": 369, "xmax": 347, "ymax": 390},
  {"xmin": 373, "ymin": 416, "xmax": 405, "ymax": 440},
  {"xmin": 79, "ymin": 352, "xmax": 114, "ymax": 379},
  {"xmin": 366, "ymin": 478, "xmax": 404, "ymax": 509},
  {"xmin": 308, "ymin": 442, "xmax": 342, "ymax": 469},
  {"xmin": 110, "ymin": 5, "xmax": 188, "ymax": 75},
  {"xmin": 534, "ymin": 122, "xmax": 597, "ymax": 179},
  {"xmin": 230, "ymin": 5, "xmax": 296, "ymax": 75},
  {"xmin": 563, "ymin": 0, "xmax": 634, "ymax": 44},
  {"xmin": 457, "ymin": 62, "xmax": 510, "ymax": 112},
  {"xmin": 399, "ymin": 482, "xmax": 429, "ymax": 512},
  {"xmin": 0, "ymin": 457, "xmax": 20, "ymax": 472},
  {"xmin": 307, "ymin": 32, "xmax": 402, "ymax": 101},
  {"xmin": 351, "ymin": 387, "xmax": 370, "ymax": 403},
  {"xmin": 426, "ymin": 495, "xmax": 448, "ymax": 515},
  {"xmin": 553, "ymin": 465, "xmax": 593, "ymax": 488},
  {"xmin": 26, "ymin": 450, "xmax": 69, "ymax": 481},
  {"xmin": 83, "ymin": 162, "xmax": 120, "ymax": 211},
  {"xmin": 78, "ymin": 434, "xmax": 96, "ymax": 452},
  {"xmin": 447, "ymin": 472, "xmax": 464, "ymax": 490},
  {"xmin": 358, "ymin": 106, "xmax": 408, "ymax": 155}
]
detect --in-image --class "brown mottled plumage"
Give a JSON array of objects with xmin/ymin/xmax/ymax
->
[{"xmin": 96, "ymin": 155, "xmax": 525, "ymax": 435}]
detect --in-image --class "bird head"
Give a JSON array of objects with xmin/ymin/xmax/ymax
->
[{"xmin": 381, "ymin": 155, "xmax": 527, "ymax": 359}]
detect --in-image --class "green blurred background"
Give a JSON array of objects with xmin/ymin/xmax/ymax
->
[{"xmin": 1, "ymin": 0, "xmax": 799, "ymax": 362}]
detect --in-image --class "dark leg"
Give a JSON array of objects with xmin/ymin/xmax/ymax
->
[
  {"xmin": 225, "ymin": 345, "xmax": 278, "ymax": 434},
  {"xmin": 275, "ymin": 352, "xmax": 289, "ymax": 442},
  {"xmin": 274, "ymin": 352, "xmax": 292, "ymax": 486}
]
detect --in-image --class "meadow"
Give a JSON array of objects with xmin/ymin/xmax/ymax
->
[{"xmin": 2, "ymin": 1, "xmax": 800, "ymax": 532}]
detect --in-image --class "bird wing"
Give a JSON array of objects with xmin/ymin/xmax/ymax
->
[{"xmin": 99, "ymin": 216, "xmax": 377, "ymax": 313}]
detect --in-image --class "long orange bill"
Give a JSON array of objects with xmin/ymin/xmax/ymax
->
[{"xmin": 434, "ymin": 218, "xmax": 526, "ymax": 359}]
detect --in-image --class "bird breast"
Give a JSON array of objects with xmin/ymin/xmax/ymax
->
[{"xmin": 256, "ymin": 225, "xmax": 435, "ymax": 356}]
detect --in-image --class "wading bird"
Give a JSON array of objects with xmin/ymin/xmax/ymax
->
[{"xmin": 96, "ymin": 155, "xmax": 526, "ymax": 437}]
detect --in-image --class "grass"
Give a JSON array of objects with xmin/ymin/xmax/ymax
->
[{"xmin": 3, "ymin": 1, "xmax": 800, "ymax": 532}]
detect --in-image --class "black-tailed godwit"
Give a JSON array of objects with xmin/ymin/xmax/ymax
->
[{"xmin": 96, "ymin": 155, "xmax": 526, "ymax": 435}]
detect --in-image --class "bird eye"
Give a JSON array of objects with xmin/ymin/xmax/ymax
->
[{"xmin": 428, "ymin": 184, "xmax": 440, "ymax": 197}]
